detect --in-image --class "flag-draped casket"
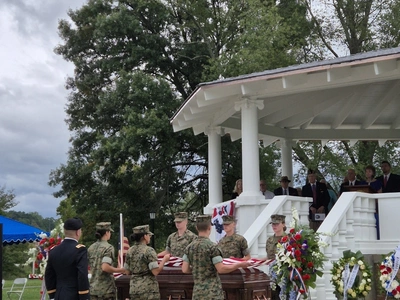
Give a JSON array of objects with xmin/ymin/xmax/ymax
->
[{"xmin": 115, "ymin": 266, "xmax": 271, "ymax": 299}]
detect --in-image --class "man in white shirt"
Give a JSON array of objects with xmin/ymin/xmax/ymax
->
[
  {"xmin": 339, "ymin": 168, "xmax": 362, "ymax": 194},
  {"xmin": 260, "ymin": 180, "xmax": 275, "ymax": 199}
]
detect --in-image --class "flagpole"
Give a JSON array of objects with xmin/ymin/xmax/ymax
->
[{"xmin": 119, "ymin": 213, "xmax": 124, "ymax": 267}]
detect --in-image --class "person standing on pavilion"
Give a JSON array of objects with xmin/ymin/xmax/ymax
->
[
  {"xmin": 273, "ymin": 176, "xmax": 298, "ymax": 196},
  {"xmin": 376, "ymin": 160, "xmax": 400, "ymax": 193},
  {"xmin": 302, "ymin": 171, "xmax": 330, "ymax": 231}
]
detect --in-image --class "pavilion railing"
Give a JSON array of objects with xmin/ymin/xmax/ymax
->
[{"xmin": 233, "ymin": 191, "xmax": 400, "ymax": 300}]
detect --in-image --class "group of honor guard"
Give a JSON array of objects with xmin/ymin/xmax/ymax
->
[{"xmin": 44, "ymin": 212, "xmax": 287, "ymax": 300}]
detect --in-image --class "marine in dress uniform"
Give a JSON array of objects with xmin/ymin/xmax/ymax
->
[{"xmin": 45, "ymin": 217, "xmax": 90, "ymax": 300}]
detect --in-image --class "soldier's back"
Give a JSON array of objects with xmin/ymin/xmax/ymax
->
[{"xmin": 185, "ymin": 237, "xmax": 224, "ymax": 300}]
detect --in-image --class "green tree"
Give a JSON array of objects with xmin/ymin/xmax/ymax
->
[
  {"xmin": 5, "ymin": 211, "xmax": 56, "ymax": 232},
  {"xmin": 0, "ymin": 185, "xmax": 17, "ymax": 214},
  {"xmin": 271, "ymin": 0, "xmax": 400, "ymax": 183},
  {"xmin": 2, "ymin": 243, "xmax": 31, "ymax": 279},
  {"xmin": 56, "ymin": 197, "xmax": 77, "ymax": 222},
  {"xmin": 301, "ymin": 0, "xmax": 400, "ymax": 57},
  {"xmin": 51, "ymin": 0, "xmax": 290, "ymax": 244}
]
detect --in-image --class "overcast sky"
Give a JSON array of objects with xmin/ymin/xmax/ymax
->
[{"xmin": 0, "ymin": 0, "xmax": 87, "ymax": 218}]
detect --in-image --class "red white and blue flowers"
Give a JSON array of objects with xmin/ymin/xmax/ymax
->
[
  {"xmin": 271, "ymin": 208, "xmax": 326, "ymax": 299},
  {"xmin": 25, "ymin": 221, "xmax": 64, "ymax": 274},
  {"xmin": 380, "ymin": 246, "xmax": 400, "ymax": 299}
]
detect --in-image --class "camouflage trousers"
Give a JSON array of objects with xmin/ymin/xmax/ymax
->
[
  {"xmin": 129, "ymin": 292, "xmax": 160, "ymax": 300},
  {"xmin": 91, "ymin": 295, "xmax": 115, "ymax": 300}
]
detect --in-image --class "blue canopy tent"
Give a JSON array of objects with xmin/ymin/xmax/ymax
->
[{"xmin": 0, "ymin": 215, "xmax": 48, "ymax": 246}]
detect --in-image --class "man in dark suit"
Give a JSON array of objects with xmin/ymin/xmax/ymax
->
[
  {"xmin": 45, "ymin": 218, "xmax": 90, "ymax": 300},
  {"xmin": 376, "ymin": 160, "xmax": 400, "ymax": 193},
  {"xmin": 339, "ymin": 168, "xmax": 363, "ymax": 195},
  {"xmin": 274, "ymin": 176, "xmax": 298, "ymax": 196},
  {"xmin": 302, "ymin": 172, "xmax": 330, "ymax": 231}
]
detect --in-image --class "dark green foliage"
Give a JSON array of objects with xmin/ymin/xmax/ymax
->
[
  {"xmin": 2, "ymin": 243, "xmax": 31, "ymax": 279},
  {"xmin": 0, "ymin": 186, "xmax": 17, "ymax": 214},
  {"xmin": 50, "ymin": 0, "xmax": 291, "ymax": 245},
  {"xmin": 4, "ymin": 211, "xmax": 55, "ymax": 232}
]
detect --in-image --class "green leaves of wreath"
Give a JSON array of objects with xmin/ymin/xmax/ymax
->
[{"xmin": 330, "ymin": 250, "xmax": 372, "ymax": 299}]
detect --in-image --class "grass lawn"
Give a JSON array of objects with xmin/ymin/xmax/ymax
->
[{"xmin": 2, "ymin": 279, "xmax": 44, "ymax": 300}]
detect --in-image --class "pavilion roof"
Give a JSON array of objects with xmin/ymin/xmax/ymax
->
[{"xmin": 171, "ymin": 47, "xmax": 400, "ymax": 146}]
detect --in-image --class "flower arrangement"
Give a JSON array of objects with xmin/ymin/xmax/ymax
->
[
  {"xmin": 380, "ymin": 247, "xmax": 400, "ymax": 299},
  {"xmin": 25, "ymin": 221, "xmax": 64, "ymax": 275},
  {"xmin": 331, "ymin": 250, "xmax": 372, "ymax": 299},
  {"xmin": 271, "ymin": 207, "xmax": 326, "ymax": 299}
]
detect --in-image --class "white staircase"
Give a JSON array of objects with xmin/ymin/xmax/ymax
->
[{"xmin": 221, "ymin": 192, "xmax": 400, "ymax": 299}]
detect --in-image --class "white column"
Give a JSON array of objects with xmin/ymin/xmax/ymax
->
[
  {"xmin": 234, "ymin": 98, "xmax": 265, "ymax": 235},
  {"xmin": 204, "ymin": 126, "xmax": 223, "ymax": 213},
  {"xmin": 234, "ymin": 98, "xmax": 264, "ymax": 197},
  {"xmin": 281, "ymin": 138, "xmax": 293, "ymax": 185}
]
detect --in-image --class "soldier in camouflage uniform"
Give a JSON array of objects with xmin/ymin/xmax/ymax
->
[
  {"xmin": 265, "ymin": 214, "xmax": 287, "ymax": 300},
  {"xmin": 158, "ymin": 212, "xmax": 197, "ymax": 258},
  {"xmin": 88, "ymin": 222, "xmax": 126, "ymax": 300},
  {"xmin": 182, "ymin": 215, "xmax": 252, "ymax": 300},
  {"xmin": 265, "ymin": 214, "xmax": 286, "ymax": 259},
  {"xmin": 218, "ymin": 215, "xmax": 251, "ymax": 260},
  {"xmin": 124, "ymin": 225, "xmax": 170, "ymax": 300}
]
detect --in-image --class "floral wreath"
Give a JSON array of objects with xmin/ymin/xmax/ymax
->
[
  {"xmin": 331, "ymin": 250, "xmax": 372, "ymax": 299},
  {"xmin": 271, "ymin": 207, "xmax": 326, "ymax": 299},
  {"xmin": 380, "ymin": 249, "xmax": 400, "ymax": 299},
  {"xmin": 25, "ymin": 220, "xmax": 64, "ymax": 275}
]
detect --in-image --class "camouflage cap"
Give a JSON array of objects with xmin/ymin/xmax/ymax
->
[
  {"xmin": 132, "ymin": 225, "xmax": 153, "ymax": 236},
  {"xmin": 96, "ymin": 222, "xmax": 114, "ymax": 232},
  {"xmin": 270, "ymin": 214, "xmax": 286, "ymax": 224},
  {"xmin": 222, "ymin": 215, "xmax": 235, "ymax": 225},
  {"xmin": 196, "ymin": 214, "xmax": 212, "ymax": 225},
  {"xmin": 174, "ymin": 212, "xmax": 188, "ymax": 222}
]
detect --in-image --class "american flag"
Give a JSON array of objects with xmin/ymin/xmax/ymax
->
[
  {"xmin": 113, "ymin": 256, "xmax": 273, "ymax": 278},
  {"xmin": 113, "ymin": 236, "xmax": 130, "ymax": 279},
  {"xmin": 159, "ymin": 256, "xmax": 274, "ymax": 268},
  {"xmin": 118, "ymin": 236, "xmax": 130, "ymax": 267}
]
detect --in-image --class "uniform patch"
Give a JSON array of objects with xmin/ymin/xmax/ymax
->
[{"xmin": 76, "ymin": 244, "xmax": 86, "ymax": 248}]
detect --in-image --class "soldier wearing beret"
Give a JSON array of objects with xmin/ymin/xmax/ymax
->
[
  {"xmin": 265, "ymin": 214, "xmax": 287, "ymax": 300},
  {"xmin": 88, "ymin": 222, "xmax": 126, "ymax": 300},
  {"xmin": 182, "ymin": 215, "xmax": 252, "ymax": 300},
  {"xmin": 45, "ymin": 217, "xmax": 90, "ymax": 300},
  {"xmin": 218, "ymin": 215, "xmax": 251, "ymax": 260},
  {"xmin": 158, "ymin": 212, "xmax": 197, "ymax": 258},
  {"xmin": 124, "ymin": 225, "xmax": 170, "ymax": 300}
]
